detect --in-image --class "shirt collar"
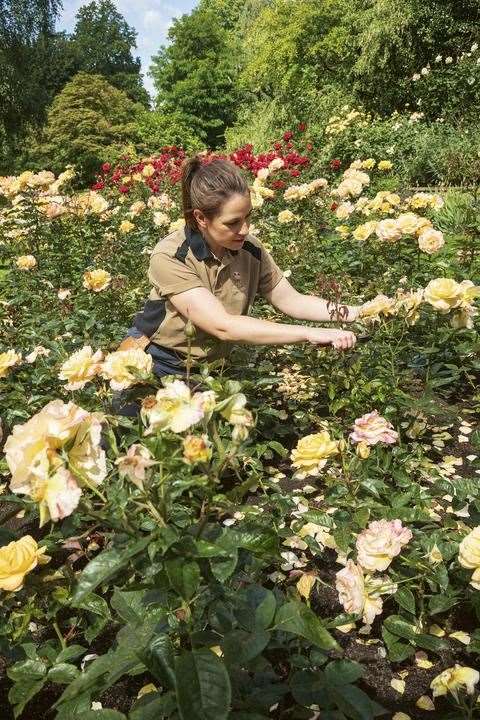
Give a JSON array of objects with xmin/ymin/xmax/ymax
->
[{"xmin": 186, "ymin": 226, "xmax": 238, "ymax": 264}]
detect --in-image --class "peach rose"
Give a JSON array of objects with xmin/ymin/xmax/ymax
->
[
  {"xmin": 101, "ymin": 348, "xmax": 153, "ymax": 390},
  {"xmin": 375, "ymin": 219, "xmax": 402, "ymax": 242},
  {"xmin": 115, "ymin": 444, "xmax": 155, "ymax": 489},
  {"xmin": 418, "ymin": 228, "xmax": 444, "ymax": 254},
  {"xmin": 142, "ymin": 380, "xmax": 205, "ymax": 435},
  {"xmin": 350, "ymin": 410, "xmax": 398, "ymax": 446},
  {"xmin": 16, "ymin": 255, "xmax": 37, "ymax": 270},
  {"xmin": 83, "ymin": 269, "xmax": 111, "ymax": 292},
  {"xmin": 183, "ymin": 435, "xmax": 212, "ymax": 464}
]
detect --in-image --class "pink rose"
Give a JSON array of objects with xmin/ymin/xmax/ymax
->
[{"xmin": 350, "ymin": 410, "xmax": 398, "ymax": 446}]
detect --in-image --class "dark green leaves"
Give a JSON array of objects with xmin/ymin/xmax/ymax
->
[{"xmin": 175, "ymin": 649, "xmax": 231, "ymax": 720}]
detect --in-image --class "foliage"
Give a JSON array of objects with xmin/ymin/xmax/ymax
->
[{"xmin": 30, "ymin": 73, "xmax": 143, "ymax": 184}]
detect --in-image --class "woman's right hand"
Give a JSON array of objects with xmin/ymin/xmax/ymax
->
[{"xmin": 305, "ymin": 327, "xmax": 357, "ymax": 351}]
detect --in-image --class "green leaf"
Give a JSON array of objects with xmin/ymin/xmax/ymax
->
[
  {"xmin": 7, "ymin": 659, "xmax": 47, "ymax": 682},
  {"xmin": 382, "ymin": 615, "xmax": 417, "ymax": 641},
  {"xmin": 290, "ymin": 670, "xmax": 328, "ymax": 707},
  {"xmin": 129, "ymin": 692, "xmax": 177, "ymax": 720},
  {"xmin": 9, "ymin": 679, "xmax": 46, "ymax": 719},
  {"xmin": 165, "ymin": 558, "xmax": 200, "ymax": 601},
  {"xmin": 428, "ymin": 594, "xmax": 459, "ymax": 615},
  {"xmin": 324, "ymin": 660, "xmax": 364, "ymax": 686},
  {"xmin": 71, "ymin": 535, "xmax": 153, "ymax": 604},
  {"xmin": 110, "ymin": 589, "xmax": 149, "ymax": 624},
  {"xmin": 332, "ymin": 684, "xmax": 385, "ymax": 719},
  {"xmin": 394, "ymin": 588, "xmax": 416, "ymax": 615},
  {"xmin": 79, "ymin": 712, "xmax": 127, "ymax": 720},
  {"xmin": 175, "ymin": 648, "xmax": 231, "ymax": 720},
  {"xmin": 47, "ymin": 663, "xmax": 79, "ymax": 684},
  {"xmin": 72, "ymin": 592, "xmax": 110, "ymax": 618},
  {"xmin": 223, "ymin": 629, "xmax": 271, "ymax": 665},
  {"xmin": 210, "ymin": 550, "xmax": 238, "ymax": 582},
  {"xmin": 141, "ymin": 634, "xmax": 176, "ymax": 690},
  {"xmin": 275, "ymin": 602, "xmax": 338, "ymax": 650},
  {"xmin": 57, "ymin": 645, "xmax": 87, "ymax": 664}
]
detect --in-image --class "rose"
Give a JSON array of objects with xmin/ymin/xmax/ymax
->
[
  {"xmin": 5, "ymin": 400, "xmax": 106, "ymax": 525},
  {"xmin": 335, "ymin": 560, "xmax": 394, "ymax": 625},
  {"xmin": 396, "ymin": 213, "xmax": 423, "ymax": 235},
  {"xmin": 358, "ymin": 294, "xmax": 396, "ymax": 322},
  {"xmin": 431, "ymin": 665, "xmax": 479, "ymax": 699},
  {"xmin": 424, "ymin": 278, "xmax": 462, "ymax": 312},
  {"xmin": 350, "ymin": 410, "xmax": 398, "ymax": 446},
  {"xmin": 142, "ymin": 380, "xmax": 205, "ymax": 435},
  {"xmin": 418, "ymin": 228, "xmax": 445, "ymax": 254},
  {"xmin": 169, "ymin": 218, "xmax": 186, "ymax": 232},
  {"xmin": 153, "ymin": 211, "xmax": 170, "ymax": 227},
  {"xmin": 268, "ymin": 158, "xmax": 285, "ymax": 171},
  {"xmin": 290, "ymin": 431, "xmax": 339, "ymax": 479},
  {"xmin": 375, "ymin": 219, "xmax": 402, "ymax": 242},
  {"xmin": 458, "ymin": 526, "xmax": 480, "ymax": 589},
  {"xmin": 277, "ymin": 209, "xmax": 298, "ymax": 224},
  {"xmin": 142, "ymin": 164, "xmax": 155, "ymax": 177},
  {"xmin": 115, "ymin": 444, "xmax": 155, "ymax": 489},
  {"xmin": 0, "ymin": 350, "xmax": 22, "ymax": 378},
  {"xmin": 361, "ymin": 158, "xmax": 376, "ymax": 170},
  {"xmin": 353, "ymin": 221, "xmax": 378, "ymax": 241},
  {"xmin": 458, "ymin": 280, "xmax": 480, "ymax": 307},
  {"xmin": 378, "ymin": 160, "xmax": 393, "ymax": 171},
  {"xmin": 0, "ymin": 536, "xmax": 50, "ymax": 592},
  {"xmin": 334, "ymin": 178, "xmax": 364, "ymax": 198},
  {"xmin": 59, "ymin": 346, "xmax": 104, "ymax": 390},
  {"xmin": 183, "ymin": 435, "xmax": 212, "ymax": 464},
  {"xmin": 119, "ymin": 220, "xmax": 135, "ymax": 234},
  {"xmin": 356, "ymin": 519, "xmax": 412, "ymax": 571},
  {"xmin": 335, "ymin": 202, "xmax": 354, "ymax": 219},
  {"xmin": 83, "ymin": 269, "xmax": 112, "ymax": 292},
  {"xmin": 101, "ymin": 348, "xmax": 153, "ymax": 390},
  {"xmin": 394, "ymin": 289, "xmax": 424, "ymax": 325},
  {"xmin": 16, "ymin": 255, "xmax": 37, "ymax": 270}
]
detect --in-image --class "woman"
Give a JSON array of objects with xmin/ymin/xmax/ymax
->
[{"xmin": 118, "ymin": 155, "xmax": 359, "ymax": 389}]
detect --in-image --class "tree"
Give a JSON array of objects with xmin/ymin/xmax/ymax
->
[
  {"xmin": 34, "ymin": 72, "xmax": 142, "ymax": 182},
  {"xmin": 0, "ymin": 0, "xmax": 63, "ymax": 136},
  {"xmin": 149, "ymin": 7, "xmax": 242, "ymax": 148},
  {"xmin": 71, "ymin": 0, "xmax": 149, "ymax": 107}
]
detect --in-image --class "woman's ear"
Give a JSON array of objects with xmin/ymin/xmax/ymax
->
[{"xmin": 193, "ymin": 208, "xmax": 207, "ymax": 230}]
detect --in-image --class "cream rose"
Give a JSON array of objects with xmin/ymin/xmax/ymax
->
[
  {"xmin": 59, "ymin": 346, "xmax": 104, "ymax": 390},
  {"xmin": 290, "ymin": 431, "xmax": 339, "ymax": 479},
  {"xmin": 153, "ymin": 211, "xmax": 170, "ymax": 227},
  {"xmin": 0, "ymin": 350, "xmax": 22, "ymax": 378},
  {"xmin": 83, "ymin": 269, "xmax": 112, "ymax": 292},
  {"xmin": 101, "ymin": 348, "xmax": 153, "ymax": 390},
  {"xmin": 0, "ymin": 536, "xmax": 50, "ymax": 592},
  {"xmin": 358, "ymin": 294, "xmax": 396, "ymax": 322},
  {"xmin": 424, "ymin": 278, "xmax": 462, "ymax": 312},
  {"xmin": 458, "ymin": 526, "xmax": 480, "ymax": 589},
  {"xmin": 278, "ymin": 209, "xmax": 297, "ymax": 224},
  {"xmin": 431, "ymin": 665, "xmax": 479, "ymax": 699},
  {"xmin": 396, "ymin": 213, "xmax": 423, "ymax": 235},
  {"xmin": 356, "ymin": 519, "xmax": 412, "ymax": 571},
  {"xmin": 142, "ymin": 380, "xmax": 205, "ymax": 435},
  {"xmin": 16, "ymin": 255, "xmax": 37, "ymax": 270},
  {"xmin": 119, "ymin": 220, "xmax": 135, "ymax": 234},
  {"xmin": 169, "ymin": 218, "xmax": 186, "ymax": 232},
  {"xmin": 418, "ymin": 228, "xmax": 444, "ymax": 254},
  {"xmin": 375, "ymin": 219, "xmax": 402, "ymax": 242},
  {"xmin": 350, "ymin": 410, "xmax": 398, "ymax": 446}
]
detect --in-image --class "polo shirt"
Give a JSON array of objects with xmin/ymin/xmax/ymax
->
[{"xmin": 133, "ymin": 225, "xmax": 284, "ymax": 361}]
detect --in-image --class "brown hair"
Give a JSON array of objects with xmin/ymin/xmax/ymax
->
[{"xmin": 181, "ymin": 155, "xmax": 249, "ymax": 231}]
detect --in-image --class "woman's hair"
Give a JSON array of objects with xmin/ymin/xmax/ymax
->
[{"xmin": 181, "ymin": 155, "xmax": 249, "ymax": 230}]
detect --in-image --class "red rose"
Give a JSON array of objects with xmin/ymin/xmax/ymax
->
[
  {"xmin": 330, "ymin": 202, "xmax": 338, "ymax": 211},
  {"xmin": 306, "ymin": 143, "xmax": 313, "ymax": 151},
  {"xmin": 272, "ymin": 180, "xmax": 286, "ymax": 189},
  {"xmin": 283, "ymin": 131, "xmax": 293, "ymax": 141},
  {"xmin": 298, "ymin": 122, "xmax": 307, "ymax": 132},
  {"xmin": 119, "ymin": 185, "xmax": 130, "ymax": 194},
  {"xmin": 101, "ymin": 162, "xmax": 111, "ymax": 173},
  {"xmin": 91, "ymin": 181, "xmax": 105, "ymax": 190},
  {"xmin": 290, "ymin": 169, "xmax": 300, "ymax": 177},
  {"xmin": 330, "ymin": 159, "xmax": 342, "ymax": 171}
]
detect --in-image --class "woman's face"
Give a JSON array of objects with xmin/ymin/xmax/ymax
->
[{"xmin": 194, "ymin": 192, "xmax": 252, "ymax": 255}]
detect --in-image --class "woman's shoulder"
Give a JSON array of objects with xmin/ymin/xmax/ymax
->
[{"xmin": 151, "ymin": 227, "xmax": 188, "ymax": 259}]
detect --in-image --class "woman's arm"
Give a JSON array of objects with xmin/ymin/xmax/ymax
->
[
  {"xmin": 265, "ymin": 277, "xmax": 360, "ymax": 322},
  {"xmin": 170, "ymin": 286, "xmax": 356, "ymax": 350}
]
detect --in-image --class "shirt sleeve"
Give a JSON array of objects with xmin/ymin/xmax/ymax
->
[
  {"xmin": 257, "ymin": 245, "xmax": 284, "ymax": 297},
  {"xmin": 149, "ymin": 251, "xmax": 204, "ymax": 297}
]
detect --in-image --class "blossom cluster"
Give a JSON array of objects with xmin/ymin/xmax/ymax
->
[
  {"xmin": 359, "ymin": 277, "xmax": 480, "ymax": 328},
  {"xmin": 58, "ymin": 345, "xmax": 153, "ymax": 391},
  {"xmin": 325, "ymin": 106, "xmax": 371, "ymax": 136}
]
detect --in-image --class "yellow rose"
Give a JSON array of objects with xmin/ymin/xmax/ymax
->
[
  {"xmin": 378, "ymin": 160, "xmax": 393, "ymax": 171},
  {"xmin": 119, "ymin": 220, "xmax": 135, "ymax": 234},
  {"xmin": 290, "ymin": 431, "xmax": 339, "ymax": 478},
  {"xmin": 169, "ymin": 217, "xmax": 186, "ymax": 232},
  {"xmin": 361, "ymin": 158, "xmax": 376, "ymax": 170},
  {"xmin": 132, "ymin": 173, "xmax": 143, "ymax": 182},
  {"xmin": 458, "ymin": 526, "xmax": 480, "ymax": 588},
  {"xmin": 142, "ymin": 164, "xmax": 155, "ymax": 177},
  {"xmin": 414, "ymin": 217, "xmax": 433, "ymax": 236},
  {"xmin": 88, "ymin": 192, "xmax": 109, "ymax": 214},
  {"xmin": 336, "ymin": 225, "xmax": 350, "ymax": 237},
  {"xmin": 431, "ymin": 665, "xmax": 479, "ymax": 699},
  {"xmin": 0, "ymin": 350, "xmax": 22, "ymax": 378},
  {"xmin": 58, "ymin": 346, "xmax": 104, "ymax": 390},
  {"xmin": 101, "ymin": 348, "xmax": 153, "ymax": 390},
  {"xmin": 359, "ymin": 294, "xmax": 396, "ymax": 323},
  {"xmin": 418, "ymin": 228, "xmax": 444, "ymax": 254},
  {"xmin": 142, "ymin": 380, "xmax": 205, "ymax": 435},
  {"xmin": 424, "ymin": 278, "xmax": 462, "ymax": 312},
  {"xmin": 0, "ymin": 536, "xmax": 50, "ymax": 592},
  {"xmin": 353, "ymin": 221, "xmax": 377, "ymax": 241},
  {"xmin": 16, "ymin": 255, "xmax": 37, "ymax": 270},
  {"xmin": 183, "ymin": 435, "xmax": 212, "ymax": 464},
  {"xmin": 458, "ymin": 280, "xmax": 480, "ymax": 307},
  {"xmin": 277, "ymin": 209, "xmax": 298, "ymax": 224},
  {"xmin": 83, "ymin": 269, "xmax": 112, "ymax": 292}
]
